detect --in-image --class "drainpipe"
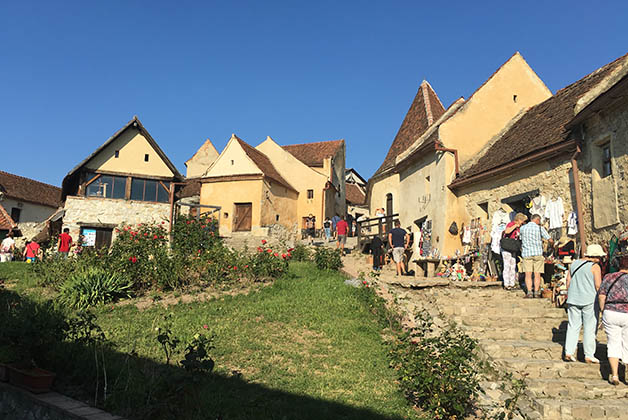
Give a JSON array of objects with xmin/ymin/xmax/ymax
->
[
  {"xmin": 435, "ymin": 142, "xmax": 460, "ymax": 177},
  {"xmin": 571, "ymin": 145, "xmax": 587, "ymax": 257}
]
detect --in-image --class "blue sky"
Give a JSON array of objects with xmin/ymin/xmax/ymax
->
[{"xmin": 2, "ymin": 1, "xmax": 627, "ymax": 186}]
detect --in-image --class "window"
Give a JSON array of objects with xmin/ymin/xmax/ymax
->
[
  {"xmin": 81, "ymin": 227, "xmax": 113, "ymax": 248},
  {"xmin": 276, "ymin": 214, "xmax": 280, "ymax": 222},
  {"xmin": 307, "ymin": 189, "xmax": 314, "ymax": 199},
  {"xmin": 602, "ymin": 144, "xmax": 612, "ymax": 178},
  {"xmin": 130, "ymin": 178, "xmax": 170, "ymax": 203},
  {"xmin": 114, "ymin": 150, "xmax": 120, "ymax": 158},
  {"xmin": 10, "ymin": 208, "xmax": 21, "ymax": 223},
  {"xmin": 85, "ymin": 173, "xmax": 127, "ymax": 199},
  {"xmin": 144, "ymin": 154, "xmax": 149, "ymax": 162}
]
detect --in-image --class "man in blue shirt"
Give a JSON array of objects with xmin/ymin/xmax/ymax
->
[{"xmin": 520, "ymin": 214, "xmax": 554, "ymax": 298}]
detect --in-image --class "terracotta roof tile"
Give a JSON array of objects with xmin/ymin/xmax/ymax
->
[
  {"xmin": 374, "ymin": 81, "xmax": 445, "ymax": 177},
  {"xmin": 456, "ymin": 52, "xmax": 628, "ymax": 182},
  {"xmin": 346, "ymin": 183, "xmax": 366, "ymax": 205},
  {"xmin": 0, "ymin": 170, "xmax": 62, "ymax": 208},
  {"xmin": 282, "ymin": 140, "xmax": 344, "ymax": 167},
  {"xmin": 235, "ymin": 137, "xmax": 296, "ymax": 191},
  {"xmin": 0, "ymin": 205, "xmax": 16, "ymax": 230}
]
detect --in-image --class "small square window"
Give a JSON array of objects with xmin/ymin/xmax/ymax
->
[
  {"xmin": 307, "ymin": 189, "xmax": 314, "ymax": 199},
  {"xmin": 114, "ymin": 150, "xmax": 120, "ymax": 158},
  {"xmin": 144, "ymin": 154, "xmax": 149, "ymax": 162}
]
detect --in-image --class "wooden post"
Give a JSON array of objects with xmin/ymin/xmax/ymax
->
[{"xmin": 357, "ymin": 220, "xmax": 362, "ymax": 251}]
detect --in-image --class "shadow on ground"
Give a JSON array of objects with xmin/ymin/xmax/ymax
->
[{"xmin": 0, "ymin": 288, "xmax": 414, "ymax": 420}]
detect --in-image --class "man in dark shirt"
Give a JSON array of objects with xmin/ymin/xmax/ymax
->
[{"xmin": 388, "ymin": 220, "xmax": 409, "ymax": 276}]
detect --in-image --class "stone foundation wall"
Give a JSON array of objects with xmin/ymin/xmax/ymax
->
[{"xmin": 62, "ymin": 196, "xmax": 170, "ymax": 240}]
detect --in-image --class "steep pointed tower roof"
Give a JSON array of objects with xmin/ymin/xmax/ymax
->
[{"xmin": 374, "ymin": 80, "xmax": 445, "ymax": 177}]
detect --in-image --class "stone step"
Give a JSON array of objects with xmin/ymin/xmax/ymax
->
[
  {"xmin": 528, "ymin": 377, "xmax": 628, "ymax": 399},
  {"xmin": 463, "ymin": 326, "xmax": 607, "ymax": 343},
  {"xmin": 495, "ymin": 358, "xmax": 609, "ymax": 380},
  {"xmin": 533, "ymin": 397, "xmax": 628, "ymax": 419},
  {"xmin": 480, "ymin": 339, "xmax": 608, "ymax": 361},
  {"xmin": 441, "ymin": 304, "xmax": 564, "ymax": 318},
  {"xmin": 456, "ymin": 316, "xmax": 567, "ymax": 329}
]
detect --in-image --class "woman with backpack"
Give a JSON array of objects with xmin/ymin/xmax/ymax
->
[
  {"xmin": 599, "ymin": 253, "xmax": 628, "ymax": 385},
  {"xmin": 563, "ymin": 244, "xmax": 605, "ymax": 364}
]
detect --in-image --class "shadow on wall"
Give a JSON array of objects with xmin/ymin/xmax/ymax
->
[{"xmin": 0, "ymin": 288, "xmax": 407, "ymax": 420}]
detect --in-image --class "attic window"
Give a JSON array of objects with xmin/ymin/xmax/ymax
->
[
  {"xmin": 231, "ymin": 160, "xmax": 234, "ymax": 165},
  {"xmin": 144, "ymin": 154, "xmax": 149, "ymax": 162},
  {"xmin": 513, "ymin": 95, "xmax": 517, "ymax": 103},
  {"xmin": 276, "ymin": 214, "xmax": 280, "ymax": 222},
  {"xmin": 114, "ymin": 150, "xmax": 120, "ymax": 158},
  {"xmin": 307, "ymin": 189, "xmax": 314, "ymax": 199}
]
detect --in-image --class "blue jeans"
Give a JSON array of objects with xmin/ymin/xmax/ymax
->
[
  {"xmin": 324, "ymin": 227, "xmax": 331, "ymax": 240},
  {"xmin": 564, "ymin": 303, "xmax": 596, "ymax": 358}
]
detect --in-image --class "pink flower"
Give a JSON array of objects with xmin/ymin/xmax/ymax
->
[
  {"xmin": 274, "ymin": 253, "xmax": 279, "ymax": 257},
  {"xmin": 201, "ymin": 225, "xmax": 206, "ymax": 228},
  {"xmin": 186, "ymin": 221, "xmax": 191, "ymax": 225},
  {"xmin": 244, "ymin": 265, "xmax": 249, "ymax": 268},
  {"xmin": 153, "ymin": 235, "xmax": 158, "ymax": 239},
  {"xmin": 203, "ymin": 324, "xmax": 208, "ymax": 329},
  {"xmin": 144, "ymin": 233, "xmax": 148, "ymax": 237}
]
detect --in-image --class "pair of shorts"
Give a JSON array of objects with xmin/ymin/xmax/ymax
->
[
  {"xmin": 392, "ymin": 247, "xmax": 405, "ymax": 263},
  {"xmin": 307, "ymin": 228, "xmax": 315, "ymax": 237},
  {"xmin": 522, "ymin": 255, "xmax": 544, "ymax": 273},
  {"xmin": 337, "ymin": 235, "xmax": 346, "ymax": 245}
]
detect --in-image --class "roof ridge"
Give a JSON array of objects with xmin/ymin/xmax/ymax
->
[
  {"xmin": 555, "ymin": 51, "xmax": 628, "ymax": 96},
  {"xmin": 282, "ymin": 139, "xmax": 344, "ymax": 147},
  {"xmin": 0, "ymin": 170, "xmax": 61, "ymax": 190}
]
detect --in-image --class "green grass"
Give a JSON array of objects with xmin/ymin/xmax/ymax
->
[{"xmin": 2, "ymin": 261, "xmax": 419, "ymax": 419}]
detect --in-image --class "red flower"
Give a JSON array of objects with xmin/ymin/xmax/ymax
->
[
  {"xmin": 161, "ymin": 221, "xmax": 165, "ymax": 225},
  {"xmin": 274, "ymin": 253, "xmax": 279, "ymax": 257},
  {"xmin": 233, "ymin": 266, "xmax": 238, "ymax": 270},
  {"xmin": 282, "ymin": 253, "xmax": 286, "ymax": 259},
  {"xmin": 261, "ymin": 239, "xmax": 267, "ymax": 244},
  {"xmin": 153, "ymin": 235, "xmax": 158, "ymax": 239},
  {"xmin": 267, "ymin": 249, "xmax": 272, "ymax": 253},
  {"xmin": 287, "ymin": 248, "xmax": 294, "ymax": 252},
  {"xmin": 129, "ymin": 256, "xmax": 137, "ymax": 263},
  {"xmin": 160, "ymin": 235, "xmax": 164, "ymax": 239},
  {"xmin": 201, "ymin": 225, "xmax": 206, "ymax": 228},
  {"xmin": 362, "ymin": 280, "xmax": 367, "ymax": 284},
  {"xmin": 186, "ymin": 221, "xmax": 191, "ymax": 225},
  {"xmin": 131, "ymin": 231, "xmax": 137, "ymax": 236},
  {"xmin": 257, "ymin": 247, "xmax": 263, "ymax": 252},
  {"xmin": 244, "ymin": 265, "xmax": 249, "ymax": 268},
  {"xmin": 203, "ymin": 324, "xmax": 208, "ymax": 329},
  {"xmin": 144, "ymin": 233, "xmax": 148, "ymax": 236}
]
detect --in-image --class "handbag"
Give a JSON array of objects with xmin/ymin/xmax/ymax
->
[{"xmin": 500, "ymin": 237, "xmax": 521, "ymax": 253}]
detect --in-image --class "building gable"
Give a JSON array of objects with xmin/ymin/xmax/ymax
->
[
  {"xmin": 439, "ymin": 52, "xmax": 552, "ymax": 165},
  {"xmin": 185, "ymin": 138, "xmax": 219, "ymax": 178},
  {"xmin": 204, "ymin": 135, "xmax": 263, "ymax": 178}
]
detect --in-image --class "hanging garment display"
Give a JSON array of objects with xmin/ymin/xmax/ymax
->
[
  {"xmin": 544, "ymin": 197, "xmax": 565, "ymax": 229},
  {"xmin": 567, "ymin": 212, "xmax": 578, "ymax": 235},
  {"xmin": 530, "ymin": 195, "xmax": 547, "ymax": 218},
  {"xmin": 490, "ymin": 211, "xmax": 508, "ymax": 254},
  {"xmin": 462, "ymin": 226, "xmax": 472, "ymax": 244}
]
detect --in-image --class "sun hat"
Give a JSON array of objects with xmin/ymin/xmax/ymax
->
[{"xmin": 584, "ymin": 244, "xmax": 606, "ymax": 257}]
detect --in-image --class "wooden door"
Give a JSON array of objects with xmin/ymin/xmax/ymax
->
[
  {"xmin": 234, "ymin": 203, "xmax": 252, "ymax": 232},
  {"xmin": 95, "ymin": 228, "xmax": 113, "ymax": 248}
]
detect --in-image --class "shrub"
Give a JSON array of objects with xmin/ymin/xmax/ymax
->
[
  {"xmin": 109, "ymin": 223, "xmax": 169, "ymax": 289},
  {"xmin": 247, "ymin": 241, "xmax": 289, "ymax": 279},
  {"xmin": 388, "ymin": 310, "xmax": 481, "ymax": 419},
  {"xmin": 171, "ymin": 214, "xmax": 220, "ymax": 257},
  {"xmin": 290, "ymin": 244, "xmax": 311, "ymax": 262},
  {"xmin": 313, "ymin": 247, "xmax": 343, "ymax": 271},
  {"xmin": 59, "ymin": 267, "xmax": 133, "ymax": 309}
]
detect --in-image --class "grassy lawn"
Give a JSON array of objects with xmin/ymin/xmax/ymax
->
[{"xmin": 1, "ymin": 262, "xmax": 419, "ymax": 420}]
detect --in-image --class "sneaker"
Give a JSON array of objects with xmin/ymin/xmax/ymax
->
[
  {"xmin": 563, "ymin": 354, "xmax": 576, "ymax": 362},
  {"xmin": 584, "ymin": 356, "xmax": 600, "ymax": 364},
  {"xmin": 524, "ymin": 293, "xmax": 533, "ymax": 299}
]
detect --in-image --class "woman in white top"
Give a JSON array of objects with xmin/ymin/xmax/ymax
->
[{"xmin": 0, "ymin": 232, "xmax": 16, "ymax": 262}]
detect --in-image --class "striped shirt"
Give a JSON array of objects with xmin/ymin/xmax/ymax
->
[{"xmin": 520, "ymin": 222, "xmax": 550, "ymax": 257}]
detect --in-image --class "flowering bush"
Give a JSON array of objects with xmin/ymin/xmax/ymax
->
[
  {"xmin": 171, "ymin": 214, "xmax": 220, "ymax": 257},
  {"xmin": 247, "ymin": 240, "xmax": 290, "ymax": 279},
  {"xmin": 109, "ymin": 223, "xmax": 169, "ymax": 289}
]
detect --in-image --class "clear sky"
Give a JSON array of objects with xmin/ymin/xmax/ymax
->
[{"xmin": 2, "ymin": 1, "xmax": 627, "ymax": 186}]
